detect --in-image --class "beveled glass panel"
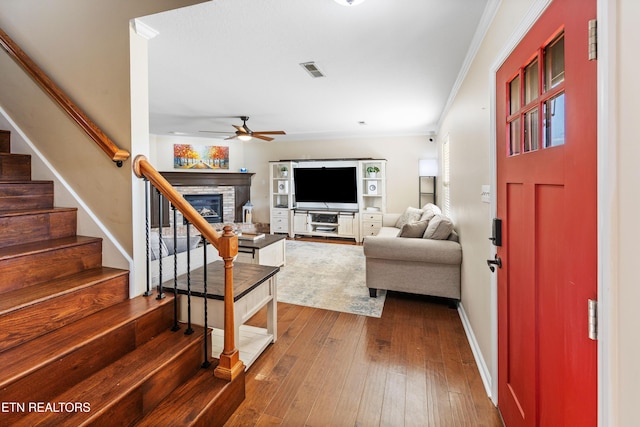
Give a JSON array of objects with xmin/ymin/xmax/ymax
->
[
  {"xmin": 524, "ymin": 108, "xmax": 539, "ymax": 152},
  {"xmin": 525, "ymin": 59, "xmax": 539, "ymax": 104},
  {"xmin": 509, "ymin": 76, "xmax": 521, "ymax": 114},
  {"xmin": 509, "ymin": 118, "xmax": 521, "ymax": 156},
  {"xmin": 544, "ymin": 35, "xmax": 565, "ymax": 90},
  {"xmin": 543, "ymin": 93, "xmax": 565, "ymax": 147}
]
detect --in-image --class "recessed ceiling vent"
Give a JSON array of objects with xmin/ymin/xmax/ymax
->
[{"xmin": 300, "ymin": 62, "xmax": 326, "ymax": 78}]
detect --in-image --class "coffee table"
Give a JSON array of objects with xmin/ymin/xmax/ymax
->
[{"xmin": 237, "ymin": 233, "xmax": 286, "ymax": 267}]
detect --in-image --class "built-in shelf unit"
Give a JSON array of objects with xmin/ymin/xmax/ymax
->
[{"xmin": 269, "ymin": 158, "xmax": 386, "ymax": 242}]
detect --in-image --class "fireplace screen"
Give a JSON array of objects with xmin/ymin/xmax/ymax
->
[{"xmin": 183, "ymin": 194, "xmax": 223, "ymax": 224}]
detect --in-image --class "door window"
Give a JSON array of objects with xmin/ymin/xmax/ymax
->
[{"xmin": 507, "ymin": 33, "xmax": 565, "ymax": 156}]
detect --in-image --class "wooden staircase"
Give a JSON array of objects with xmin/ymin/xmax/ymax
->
[{"xmin": 0, "ymin": 130, "xmax": 244, "ymax": 426}]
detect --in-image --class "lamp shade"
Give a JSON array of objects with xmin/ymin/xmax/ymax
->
[{"xmin": 419, "ymin": 159, "xmax": 438, "ymax": 176}]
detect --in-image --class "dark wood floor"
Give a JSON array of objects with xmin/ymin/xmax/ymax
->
[{"xmin": 225, "ymin": 292, "xmax": 503, "ymax": 427}]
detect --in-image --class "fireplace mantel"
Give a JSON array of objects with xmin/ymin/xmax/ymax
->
[
  {"xmin": 151, "ymin": 172, "xmax": 255, "ymax": 227},
  {"xmin": 159, "ymin": 172, "xmax": 255, "ymax": 187}
]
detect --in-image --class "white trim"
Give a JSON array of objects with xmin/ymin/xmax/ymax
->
[
  {"xmin": 458, "ymin": 302, "xmax": 494, "ymax": 400},
  {"xmin": 597, "ymin": 0, "xmax": 615, "ymax": 425},
  {"xmin": 0, "ymin": 107, "xmax": 134, "ymax": 273},
  {"xmin": 487, "ymin": 0, "xmax": 553, "ymax": 407},
  {"xmin": 132, "ymin": 18, "xmax": 159, "ymax": 40}
]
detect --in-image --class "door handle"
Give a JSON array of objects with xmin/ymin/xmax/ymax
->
[{"xmin": 487, "ymin": 255, "xmax": 502, "ymax": 272}]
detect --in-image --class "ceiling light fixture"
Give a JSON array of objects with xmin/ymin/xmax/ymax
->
[
  {"xmin": 334, "ymin": 0, "xmax": 366, "ymax": 5},
  {"xmin": 238, "ymin": 135, "xmax": 252, "ymax": 141}
]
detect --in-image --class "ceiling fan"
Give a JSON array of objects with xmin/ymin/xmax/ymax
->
[{"xmin": 200, "ymin": 116, "xmax": 286, "ymax": 141}]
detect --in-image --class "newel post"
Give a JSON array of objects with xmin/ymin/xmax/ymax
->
[{"xmin": 214, "ymin": 225, "xmax": 244, "ymax": 380}]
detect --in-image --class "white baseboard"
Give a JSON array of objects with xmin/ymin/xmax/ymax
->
[{"xmin": 457, "ymin": 302, "xmax": 494, "ymax": 400}]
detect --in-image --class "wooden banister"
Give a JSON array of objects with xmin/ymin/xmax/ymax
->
[
  {"xmin": 133, "ymin": 155, "xmax": 244, "ymax": 380},
  {"xmin": 0, "ymin": 27, "xmax": 130, "ymax": 167}
]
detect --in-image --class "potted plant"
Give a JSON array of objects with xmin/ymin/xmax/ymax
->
[
  {"xmin": 280, "ymin": 165, "xmax": 288, "ymax": 177},
  {"xmin": 366, "ymin": 166, "xmax": 380, "ymax": 178}
]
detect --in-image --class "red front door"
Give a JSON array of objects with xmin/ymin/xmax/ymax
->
[{"xmin": 496, "ymin": 0, "xmax": 597, "ymax": 425}]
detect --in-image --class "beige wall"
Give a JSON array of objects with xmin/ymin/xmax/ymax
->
[
  {"xmin": 0, "ymin": 0, "xmax": 207, "ymax": 257},
  {"xmin": 612, "ymin": 0, "xmax": 640, "ymax": 424},
  {"xmin": 437, "ymin": 0, "xmax": 539, "ymax": 397},
  {"xmin": 150, "ymin": 134, "xmax": 437, "ymax": 223}
]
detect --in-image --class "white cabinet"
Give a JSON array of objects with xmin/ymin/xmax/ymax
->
[
  {"xmin": 268, "ymin": 159, "xmax": 386, "ymax": 242},
  {"xmin": 292, "ymin": 210, "xmax": 359, "ymax": 241},
  {"xmin": 338, "ymin": 212, "xmax": 358, "ymax": 239},
  {"xmin": 269, "ymin": 161, "xmax": 296, "ymax": 235},
  {"xmin": 270, "ymin": 208, "xmax": 290, "ymax": 234},
  {"xmin": 361, "ymin": 212, "xmax": 383, "ymax": 238}
]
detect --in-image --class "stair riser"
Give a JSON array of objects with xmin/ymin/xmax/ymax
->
[
  {"xmin": 0, "ymin": 182, "xmax": 54, "ymax": 210},
  {"xmin": 0, "ymin": 130, "xmax": 9, "ymax": 153},
  {"xmin": 0, "ymin": 154, "xmax": 31, "ymax": 181},
  {"xmin": 93, "ymin": 341, "xmax": 204, "ymax": 426},
  {"xmin": 0, "ymin": 240, "xmax": 102, "ymax": 293},
  {"xmin": 0, "ymin": 301, "xmax": 175, "ymax": 411},
  {"xmin": 0, "ymin": 274, "xmax": 129, "ymax": 352},
  {"xmin": 0, "ymin": 210, "xmax": 77, "ymax": 249},
  {"xmin": 192, "ymin": 371, "xmax": 246, "ymax": 427}
]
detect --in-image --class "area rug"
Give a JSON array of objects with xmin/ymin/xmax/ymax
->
[{"xmin": 276, "ymin": 240, "xmax": 386, "ymax": 317}]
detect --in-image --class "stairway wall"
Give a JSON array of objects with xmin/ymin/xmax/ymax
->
[
  {"xmin": 0, "ymin": 0, "xmax": 209, "ymax": 259},
  {"xmin": 0, "ymin": 112, "xmax": 131, "ymax": 272}
]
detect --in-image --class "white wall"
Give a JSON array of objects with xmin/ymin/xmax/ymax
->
[{"xmin": 150, "ymin": 134, "xmax": 437, "ymax": 223}]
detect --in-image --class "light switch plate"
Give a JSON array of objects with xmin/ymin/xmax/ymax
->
[{"xmin": 481, "ymin": 185, "xmax": 491, "ymax": 203}]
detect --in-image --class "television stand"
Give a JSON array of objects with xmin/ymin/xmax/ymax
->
[{"xmin": 293, "ymin": 209, "xmax": 360, "ymax": 242}]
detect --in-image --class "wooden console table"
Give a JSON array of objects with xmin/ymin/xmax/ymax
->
[{"xmin": 170, "ymin": 261, "xmax": 278, "ymax": 369}]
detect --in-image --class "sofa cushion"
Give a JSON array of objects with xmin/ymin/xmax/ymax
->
[
  {"xmin": 395, "ymin": 207, "xmax": 423, "ymax": 229},
  {"xmin": 399, "ymin": 220, "xmax": 429, "ymax": 238},
  {"xmin": 376, "ymin": 226, "xmax": 401, "ymax": 238},
  {"xmin": 420, "ymin": 203, "xmax": 442, "ymax": 222},
  {"xmin": 423, "ymin": 214, "xmax": 454, "ymax": 240}
]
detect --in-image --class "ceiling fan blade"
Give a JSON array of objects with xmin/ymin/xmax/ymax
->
[
  {"xmin": 253, "ymin": 131, "xmax": 286, "ymax": 135},
  {"xmin": 224, "ymin": 135, "xmax": 239, "ymax": 140},
  {"xmin": 199, "ymin": 130, "xmax": 234, "ymax": 134},
  {"xmin": 252, "ymin": 134, "xmax": 274, "ymax": 142},
  {"xmin": 233, "ymin": 124, "xmax": 248, "ymax": 133}
]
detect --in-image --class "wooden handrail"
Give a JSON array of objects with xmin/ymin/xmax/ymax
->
[
  {"xmin": 133, "ymin": 155, "xmax": 224, "ymax": 249},
  {"xmin": 133, "ymin": 155, "xmax": 244, "ymax": 380},
  {"xmin": 0, "ymin": 27, "xmax": 130, "ymax": 166}
]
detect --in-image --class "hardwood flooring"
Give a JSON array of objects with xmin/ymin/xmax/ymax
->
[{"xmin": 225, "ymin": 292, "xmax": 503, "ymax": 427}]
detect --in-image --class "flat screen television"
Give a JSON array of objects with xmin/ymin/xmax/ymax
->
[{"xmin": 293, "ymin": 167, "xmax": 358, "ymax": 204}]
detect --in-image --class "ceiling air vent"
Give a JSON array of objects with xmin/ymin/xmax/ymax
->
[{"xmin": 300, "ymin": 62, "xmax": 326, "ymax": 78}]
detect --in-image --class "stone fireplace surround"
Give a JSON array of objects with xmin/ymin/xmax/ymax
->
[{"xmin": 150, "ymin": 171, "xmax": 254, "ymax": 228}]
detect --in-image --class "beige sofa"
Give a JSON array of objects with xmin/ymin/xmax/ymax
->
[{"xmin": 363, "ymin": 205, "xmax": 462, "ymax": 303}]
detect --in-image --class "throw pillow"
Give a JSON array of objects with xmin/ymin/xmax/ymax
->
[
  {"xmin": 420, "ymin": 203, "xmax": 442, "ymax": 222},
  {"xmin": 423, "ymin": 214, "xmax": 454, "ymax": 240},
  {"xmin": 399, "ymin": 220, "xmax": 429, "ymax": 238},
  {"xmin": 395, "ymin": 207, "xmax": 423, "ymax": 229}
]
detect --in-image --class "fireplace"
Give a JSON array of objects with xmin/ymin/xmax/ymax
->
[{"xmin": 184, "ymin": 194, "xmax": 223, "ymax": 224}]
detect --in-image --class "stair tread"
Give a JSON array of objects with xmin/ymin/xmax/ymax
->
[
  {"xmin": 12, "ymin": 323, "xmax": 208, "ymax": 427},
  {"xmin": 0, "ymin": 207, "xmax": 76, "ymax": 218},
  {"xmin": 135, "ymin": 365, "xmax": 232, "ymax": 427},
  {"xmin": 0, "ymin": 235, "xmax": 101, "ymax": 261},
  {"xmin": 0, "ymin": 266, "xmax": 127, "ymax": 314},
  {"xmin": 0, "ymin": 291, "xmax": 173, "ymax": 390}
]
